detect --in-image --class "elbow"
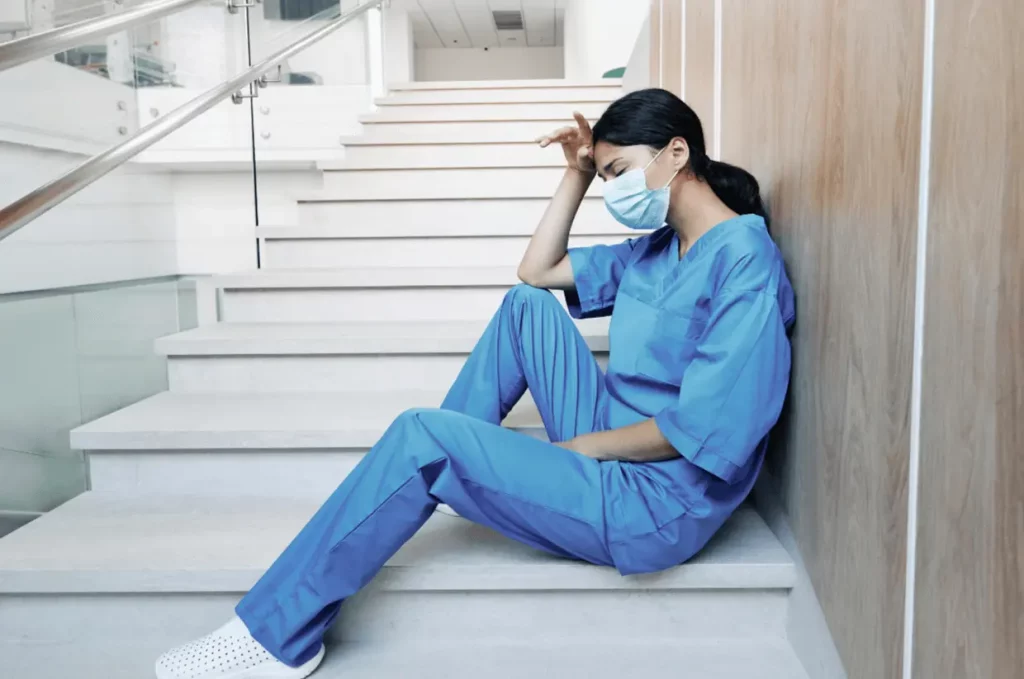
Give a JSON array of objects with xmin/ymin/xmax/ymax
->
[{"xmin": 517, "ymin": 263, "xmax": 542, "ymax": 288}]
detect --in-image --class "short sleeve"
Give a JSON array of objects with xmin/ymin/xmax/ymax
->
[
  {"xmin": 654, "ymin": 289, "xmax": 791, "ymax": 483},
  {"xmin": 564, "ymin": 238, "xmax": 638, "ymax": 319}
]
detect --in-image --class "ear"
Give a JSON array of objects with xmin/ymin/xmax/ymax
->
[{"xmin": 668, "ymin": 137, "xmax": 690, "ymax": 170}]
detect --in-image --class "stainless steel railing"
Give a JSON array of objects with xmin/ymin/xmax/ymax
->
[
  {"xmin": 0, "ymin": 0, "xmax": 384, "ymax": 244},
  {"xmin": 0, "ymin": 0, "xmax": 207, "ymax": 74}
]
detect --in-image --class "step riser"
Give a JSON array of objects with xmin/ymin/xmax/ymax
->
[
  {"xmin": 166, "ymin": 355, "xmax": 610, "ymax": 393},
  {"xmin": 219, "ymin": 288, "xmax": 512, "ymax": 323},
  {"xmin": 379, "ymin": 88, "xmax": 618, "ymax": 105},
  {"xmin": 361, "ymin": 120, "xmax": 588, "ymax": 137},
  {"xmin": 338, "ymin": 143, "xmax": 567, "ymax": 169},
  {"xmin": 261, "ymin": 235, "xmax": 621, "ymax": 269},
  {"xmin": 349, "ymin": 126, "xmax": 567, "ymax": 145},
  {"xmin": 0, "ymin": 590, "xmax": 786, "ymax": 679},
  {"xmin": 364, "ymin": 101, "xmax": 608, "ymax": 121},
  {"xmin": 87, "ymin": 438, "xmax": 537, "ymax": 495},
  {"xmin": 296, "ymin": 197, "xmax": 621, "ymax": 232},
  {"xmin": 319, "ymin": 167, "xmax": 601, "ymax": 199}
]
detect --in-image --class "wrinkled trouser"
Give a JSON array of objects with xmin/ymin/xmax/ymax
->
[{"xmin": 236, "ymin": 285, "xmax": 707, "ymax": 667}]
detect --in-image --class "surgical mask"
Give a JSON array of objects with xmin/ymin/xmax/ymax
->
[{"xmin": 602, "ymin": 146, "xmax": 680, "ymax": 230}]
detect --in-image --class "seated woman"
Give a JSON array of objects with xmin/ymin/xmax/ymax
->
[{"xmin": 155, "ymin": 88, "xmax": 795, "ymax": 679}]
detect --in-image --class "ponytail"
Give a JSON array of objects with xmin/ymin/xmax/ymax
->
[
  {"xmin": 592, "ymin": 88, "xmax": 770, "ymax": 230},
  {"xmin": 695, "ymin": 156, "xmax": 770, "ymax": 230}
]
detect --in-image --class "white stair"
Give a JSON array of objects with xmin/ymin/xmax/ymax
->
[
  {"xmin": 0, "ymin": 79, "xmax": 812, "ymax": 679},
  {"xmin": 0, "ymin": 492, "xmax": 802, "ymax": 679}
]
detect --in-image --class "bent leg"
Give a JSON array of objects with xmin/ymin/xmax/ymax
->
[
  {"xmin": 442, "ymin": 284, "xmax": 607, "ymax": 441},
  {"xmin": 236, "ymin": 408, "xmax": 610, "ymax": 667}
]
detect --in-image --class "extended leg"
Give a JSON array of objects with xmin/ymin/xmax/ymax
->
[
  {"xmin": 230, "ymin": 408, "xmax": 610, "ymax": 669},
  {"xmin": 442, "ymin": 284, "xmax": 607, "ymax": 441}
]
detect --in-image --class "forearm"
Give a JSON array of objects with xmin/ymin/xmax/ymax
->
[
  {"xmin": 567, "ymin": 419, "xmax": 681, "ymax": 463},
  {"xmin": 517, "ymin": 168, "xmax": 594, "ymax": 290}
]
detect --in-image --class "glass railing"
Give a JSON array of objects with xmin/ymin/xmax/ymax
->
[{"xmin": 0, "ymin": 0, "xmax": 383, "ymax": 531}]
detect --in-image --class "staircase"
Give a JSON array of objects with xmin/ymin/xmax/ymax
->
[{"xmin": 0, "ymin": 80, "xmax": 810, "ymax": 679}]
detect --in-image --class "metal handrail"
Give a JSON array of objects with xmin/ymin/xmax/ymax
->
[
  {"xmin": 0, "ymin": 0, "xmax": 383, "ymax": 244},
  {"xmin": 0, "ymin": 0, "xmax": 207, "ymax": 74}
]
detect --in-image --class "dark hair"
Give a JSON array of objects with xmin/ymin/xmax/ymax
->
[{"xmin": 592, "ymin": 88, "xmax": 769, "ymax": 228}]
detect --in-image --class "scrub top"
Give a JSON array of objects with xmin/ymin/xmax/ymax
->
[{"xmin": 566, "ymin": 213, "xmax": 795, "ymax": 486}]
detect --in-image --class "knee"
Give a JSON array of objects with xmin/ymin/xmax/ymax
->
[
  {"xmin": 502, "ymin": 283, "xmax": 559, "ymax": 315},
  {"xmin": 391, "ymin": 407, "xmax": 458, "ymax": 432}
]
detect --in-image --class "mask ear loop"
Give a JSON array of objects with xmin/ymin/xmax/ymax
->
[{"xmin": 644, "ymin": 145, "xmax": 682, "ymax": 190}]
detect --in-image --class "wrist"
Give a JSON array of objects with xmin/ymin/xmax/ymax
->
[{"xmin": 566, "ymin": 167, "xmax": 596, "ymax": 182}]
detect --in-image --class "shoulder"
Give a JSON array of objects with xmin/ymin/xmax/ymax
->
[{"xmin": 707, "ymin": 216, "xmax": 784, "ymax": 294}]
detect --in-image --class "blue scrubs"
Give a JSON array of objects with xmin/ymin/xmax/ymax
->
[{"xmin": 236, "ymin": 213, "xmax": 795, "ymax": 667}]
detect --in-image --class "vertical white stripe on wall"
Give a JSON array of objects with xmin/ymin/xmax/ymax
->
[
  {"xmin": 712, "ymin": 0, "xmax": 722, "ymax": 159},
  {"xmin": 680, "ymin": 0, "xmax": 687, "ymax": 99},
  {"xmin": 902, "ymin": 0, "xmax": 936, "ymax": 676}
]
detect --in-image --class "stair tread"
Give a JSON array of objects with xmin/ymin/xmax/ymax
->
[
  {"xmin": 315, "ymin": 639, "xmax": 808, "ymax": 679},
  {"xmin": 154, "ymin": 320, "xmax": 609, "ymax": 356},
  {"xmin": 256, "ymin": 220, "xmax": 632, "ymax": 238},
  {"xmin": 0, "ymin": 492, "xmax": 795, "ymax": 593},
  {"xmin": 208, "ymin": 266, "xmax": 521, "ymax": 288},
  {"xmin": 388, "ymin": 79, "xmax": 622, "ymax": 91},
  {"xmin": 71, "ymin": 390, "xmax": 543, "ymax": 449}
]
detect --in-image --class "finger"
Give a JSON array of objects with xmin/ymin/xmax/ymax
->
[
  {"xmin": 536, "ymin": 126, "xmax": 576, "ymax": 147},
  {"xmin": 573, "ymin": 111, "xmax": 593, "ymax": 138}
]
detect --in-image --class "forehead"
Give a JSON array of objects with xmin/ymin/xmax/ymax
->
[{"xmin": 593, "ymin": 141, "xmax": 657, "ymax": 171}]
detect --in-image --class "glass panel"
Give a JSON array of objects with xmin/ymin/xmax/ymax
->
[
  {"xmin": 247, "ymin": 0, "xmax": 379, "ymax": 268},
  {"xmin": 0, "ymin": 4, "xmax": 254, "ymax": 523}
]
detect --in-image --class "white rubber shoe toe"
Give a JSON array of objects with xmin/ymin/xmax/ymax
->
[{"xmin": 155, "ymin": 617, "xmax": 325, "ymax": 679}]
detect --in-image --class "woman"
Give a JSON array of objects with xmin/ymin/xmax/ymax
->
[{"xmin": 155, "ymin": 88, "xmax": 795, "ymax": 679}]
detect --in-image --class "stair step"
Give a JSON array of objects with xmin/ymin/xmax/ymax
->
[
  {"xmin": 155, "ymin": 321, "xmax": 608, "ymax": 394},
  {"xmin": 359, "ymin": 119, "xmax": 586, "ymax": 138},
  {"xmin": 72, "ymin": 390, "xmax": 546, "ymax": 493},
  {"xmin": 260, "ymin": 231, "xmax": 624, "ymax": 269},
  {"xmin": 387, "ymin": 79, "xmax": 622, "ymax": 91},
  {"xmin": 377, "ymin": 87, "xmax": 619, "ymax": 106},
  {"xmin": 314, "ymin": 640, "xmax": 809, "ymax": 679},
  {"xmin": 331, "ymin": 141, "xmax": 569, "ymax": 169},
  {"xmin": 340, "ymin": 126, "xmax": 575, "ymax": 145},
  {"xmin": 0, "ymin": 492, "xmax": 800, "ymax": 678},
  {"xmin": 296, "ymin": 196, "xmax": 618, "ymax": 231},
  {"xmin": 0, "ymin": 492, "xmax": 795, "ymax": 593},
  {"xmin": 316, "ymin": 167, "xmax": 600, "ymax": 200},
  {"xmin": 203, "ymin": 267, "xmax": 535, "ymax": 323},
  {"xmin": 360, "ymin": 101, "xmax": 607, "ymax": 122},
  {"xmin": 72, "ymin": 390, "xmax": 544, "ymax": 451},
  {"xmin": 156, "ymin": 321, "xmax": 609, "ymax": 356}
]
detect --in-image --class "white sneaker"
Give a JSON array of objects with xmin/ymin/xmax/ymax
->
[{"xmin": 155, "ymin": 617, "xmax": 325, "ymax": 679}]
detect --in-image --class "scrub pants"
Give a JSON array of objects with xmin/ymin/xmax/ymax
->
[{"xmin": 236, "ymin": 285, "xmax": 697, "ymax": 668}]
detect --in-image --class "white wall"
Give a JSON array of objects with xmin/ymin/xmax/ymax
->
[
  {"xmin": 172, "ymin": 169, "xmax": 321, "ymax": 275},
  {"xmin": 0, "ymin": 59, "xmax": 138, "ymax": 155},
  {"xmin": 563, "ymin": 0, "xmax": 648, "ymax": 80},
  {"xmin": 249, "ymin": 13, "xmax": 369, "ymax": 86},
  {"xmin": 623, "ymin": 12, "xmax": 652, "ymax": 93},
  {"xmin": 0, "ymin": 144, "xmax": 177, "ymax": 293},
  {"xmin": 414, "ymin": 47, "xmax": 564, "ymax": 82},
  {"xmin": 383, "ymin": 7, "xmax": 414, "ymax": 85}
]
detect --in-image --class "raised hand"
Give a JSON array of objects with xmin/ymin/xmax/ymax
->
[{"xmin": 536, "ymin": 111, "xmax": 596, "ymax": 176}]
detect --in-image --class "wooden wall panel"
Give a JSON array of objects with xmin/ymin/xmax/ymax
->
[
  {"xmin": 914, "ymin": 0, "xmax": 1024, "ymax": 675},
  {"xmin": 718, "ymin": 1, "xmax": 923, "ymax": 676},
  {"xmin": 648, "ymin": 0, "xmax": 662, "ymax": 88},
  {"xmin": 683, "ymin": 0, "xmax": 715, "ymax": 152},
  {"xmin": 647, "ymin": 0, "xmax": 683, "ymax": 96}
]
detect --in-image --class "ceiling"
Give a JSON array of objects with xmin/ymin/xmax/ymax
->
[{"xmin": 393, "ymin": 0, "xmax": 567, "ymax": 49}]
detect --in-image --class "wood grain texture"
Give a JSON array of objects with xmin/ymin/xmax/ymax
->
[
  {"xmin": 683, "ymin": 0, "xmax": 715, "ymax": 147},
  {"xmin": 913, "ymin": 0, "xmax": 1024, "ymax": 676},
  {"xmin": 649, "ymin": 0, "xmax": 662, "ymax": 88},
  {"xmin": 717, "ymin": 1, "xmax": 924, "ymax": 676},
  {"xmin": 660, "ymin": 0, "xmax": 684, "ymax": 97}
]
